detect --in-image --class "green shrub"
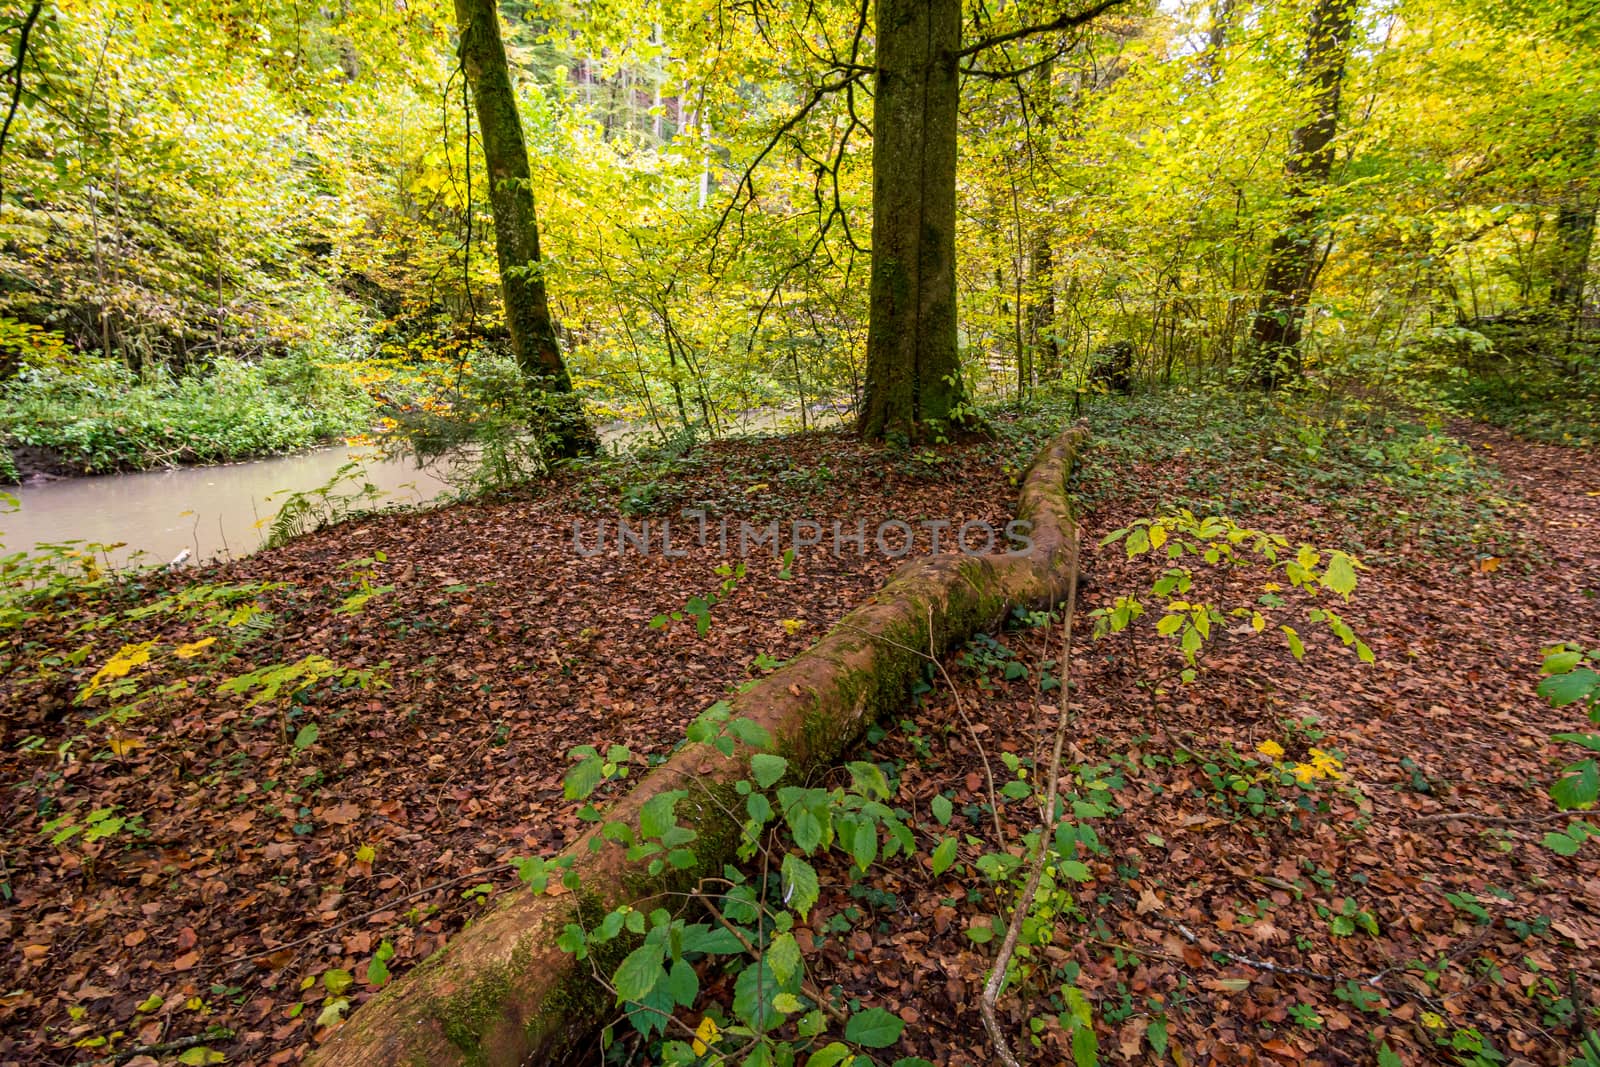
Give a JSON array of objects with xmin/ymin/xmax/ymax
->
[
  {"xmin": 383, "ymin": 352, "xmax": 591, "ymax": 494},
  {"xmin": 0, "ymin": 354, "xmax": 373, "ymax": 473}
]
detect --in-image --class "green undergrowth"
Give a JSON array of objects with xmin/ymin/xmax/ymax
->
[
  {"xmin": 0, "ymin": 354, "xmax": 373, "ymax": 478},
  {"xmin": 1012, "ymin": 388, "xmax": 1515, "ymax": 564},
  {"xmin": 1448, "ymin": 374, "xmax": 1600, "ymax": 450},
  {"xmin": 1435, "ymin": 314, "xmax": 1600, "ymax": 449}
]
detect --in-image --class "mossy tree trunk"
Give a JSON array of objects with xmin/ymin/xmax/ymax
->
[
  {"xmin": 1550, "ymin": 119, "xmax": 1596, "ymax": 320},
  {"xmin": 453, "ymin": 0, "xmax": 596, "ymax": 455},
  {"xmin": 1027, "ymin": 58, "xmax": 1060, "ymax": 383},
  {"xmin": 859, "ymin": 0, "xmax": 966, "ymax": 442},
  {"xmin": 1245, "ymin": 0, "xmax": 1356, "ymax": 390}
]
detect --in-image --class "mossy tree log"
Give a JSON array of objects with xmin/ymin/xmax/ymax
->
[{"xmin": 308, "ymin": 425, "xmax": 1088, "ymax": 1067}]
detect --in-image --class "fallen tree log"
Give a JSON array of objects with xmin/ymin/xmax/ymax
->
[{"xmin": 309, "ymin": 424, "xmax": 1087, "ymax": 1067}]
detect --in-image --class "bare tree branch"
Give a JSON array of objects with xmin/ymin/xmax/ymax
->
[
  {"xmin": 956, "ymin": 0, "xmax": 1127, "ymax": 59},
  {"xmin": 706, "ymin": 67, "xmax": 867, "ymax": 267},
  {"xmin": 0, "ymin": 0, "xmax": 45, "ymax": 210}
]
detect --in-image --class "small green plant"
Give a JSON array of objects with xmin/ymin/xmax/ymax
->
[
  {"xmin": 563, "ymin": 743, "xmax": 634, "ymax": 804},
  {"xmin": 547, "ymin": 703, "xmax": 924, "ymax": 1062},
  {"xmin": 0, "ymin": 533, "xmax": 126, "ymax": 631},
  {"xmin": 217, "ymin": 653, "xmax": 389, "ymax": 750},
  {"xmin": 1093, "ymin": 510, "xmax": 1371, "ymax": 685},
  {"xmin": 650, "ymin": 562, "xmax": 745, "ymax": 638},
  {"xmin": 1325, "ymin": 897, "xmax": 1380, "ymax": 937},
  {"xmin": 1289, "ymin": 1003, "xmax": 1324, "ymax": 1030},
  {"xmin": 334, "ymin": 552, "xmax": 395, "ymax": 615},
  {"xmin": 264, "ymin": 462, "xmax": 386, "ymax": 548},
  {"xmin": 1536, "ymin": 643, "xmax": 1600, "ymax": 855},
  {"xmin": 40, "ymin": 804, "xmax": 146, "ymax": 848}
]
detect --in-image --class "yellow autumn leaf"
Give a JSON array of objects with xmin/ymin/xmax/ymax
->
[
  {"xmin": 109, "ymin": 737, "xmax": 144, "ymax": 756},
  {"xmin": 88, "ymin": 642, "xmax": 156, "ymax": 693},
  {"xmin": 1257, "ymin": 739, "xmax": 1285, "ymax": 759},
  {"xmin": 174, "ymin": 636, "xmax": 217, "ymax": 659},
  {"xmin": 692, "ymin": 1015, "xmax": 721, "ymax": 1055},
  {"xmin": 1251, "ymin": 612, "xmax": 1265, "ymax": 633},
  {"xmin": 1308, "ymin": 748, "xmax": 1344, "ymax": 778},
  {"xmin": 779, "ymin": 618, "xmax": 804, "ymax": 635}
]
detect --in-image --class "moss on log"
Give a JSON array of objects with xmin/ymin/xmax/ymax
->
[{"xmin": 307, "ymin": 425, "xmax": 1087, "ymax": 1067}]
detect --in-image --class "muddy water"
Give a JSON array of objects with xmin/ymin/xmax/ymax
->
[
  {"xmin": 2, "ymin": 448, "xmax": 458, "ymax": 568},
  {"xmin": 0, "ymin": 405, "xmax": 849, "ymax": 570}
]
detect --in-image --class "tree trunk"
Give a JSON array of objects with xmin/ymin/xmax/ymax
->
[
  {"xmin": 1551, "ymin": 200, "xmax": 1595, "ymax": 315},
  {"xmin": 859, "ymin": 0, "xmax": 965, "ymax": 442},
  {"xmin": 1550, "ymin": 119, "xmax": 1596, "ymax": 318},
  {"xmin": 1204, "ymin": 0, "xmax": 1234, "ymax": 79},
  {"xmin": 1027, "ymin": 59, "xmax": 1060, "ymax": 382},
  {"xmin": 453, "ymin": 0, "xmax": 594, "ymax": 454},
  {"xmin": 1245, "ymin": 0, "xmax": 1356, "ymax": 389}
]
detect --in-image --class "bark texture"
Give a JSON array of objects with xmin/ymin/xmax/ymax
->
[
  {"xmin": 454, "ymin": 0, "xmax": 595, "ymax": 453},
  {"xmin": 1550, "ymin": 124, "xmax": 1596, "ymax": 317},
  {"xmin": 859, "ymin": 0, "xmax": 966, "ymax": 441},
  {"xmin": 1245, "ymin": 0, "xmax": 1356, "ymax": 388},
  {"xmin": 1028, "ymin": 59, "xmax": 1061, "ymax": 382},
  {"xmin": 306, "ymin": 425, "xmax": 1088, "ymax": 1067},
  {"xmin": 1551, "ymin": 201, "xmax": 1595, "ymax": 314}
]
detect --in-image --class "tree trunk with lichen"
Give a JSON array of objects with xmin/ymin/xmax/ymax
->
[
  {"xmin": 1245, "ymin": 0, "xmax": 1355, "ymax": 389},
  {"xmin": 1549, "ymin": 124, "xmax": 1596, "ymax": 320},
  {"xmin": 453, "ymin": 0, "xmax": 595, "ymax": 455},
  {"xmin": 859, "ymin": 0, "xmax": 967, "ymax": 442}
]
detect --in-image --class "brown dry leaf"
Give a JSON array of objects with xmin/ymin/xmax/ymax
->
[
  {"xmin": 1118, "ymin": 1016, "xmax": 1150, "ymax": 1057},
  {"xmin": 322, "ymin": 802, "xmax": 361, "ymax": 825}
]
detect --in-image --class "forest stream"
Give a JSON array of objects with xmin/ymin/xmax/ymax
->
[
  {"xmin": 1, "ymin": 447, "xmax": 458, "ymax": 569},
  {"xmin": 0, "ymin": 406, "xmax": 847, "ymax": 569}
]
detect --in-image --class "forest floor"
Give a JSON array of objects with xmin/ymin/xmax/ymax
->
[
  {"xmin": 0, "ymin": 425, "xmax": 1038, "ymax": 1065},
  {"xmin": 777, "ymin": 402, "xmax": 1600, "ymax": 1066},
  {"xmin": 2, "ymin": 394, "xmax": 1598, "ymax": 1065}
]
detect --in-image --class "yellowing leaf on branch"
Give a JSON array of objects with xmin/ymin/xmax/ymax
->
[
  {"xmin": 174, "ymin": 637, "xmax": 217, "ymax": 658},
  {"xmin": 692, "ymin": 1015, "xmax": 720, "ymax": 1055},
  {"xmin": 86, "ymin": 642, "xmax": 157, "ymax": 695}
]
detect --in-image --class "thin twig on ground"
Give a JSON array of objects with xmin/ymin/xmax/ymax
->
[{"xmin": 980, "ymin": 529, "xmax": 1081, "ymax": 1067}]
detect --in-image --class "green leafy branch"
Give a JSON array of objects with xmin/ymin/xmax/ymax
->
[
  {"xmin": 1537, "ymin": 644, "xmax": 1600, "ymax": 855},
  {"xmin": 1093, "ymin": 510, "xmax": 1373, "ymax": 683},
  {"xmin": 651, "ymin": 562, "xmax": 746, "ymax": 639}
]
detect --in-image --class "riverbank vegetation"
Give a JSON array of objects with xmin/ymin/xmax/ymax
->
[{"xmin": 1, "ymin": 0, "xmax": 1597, "ymax": 1063}]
